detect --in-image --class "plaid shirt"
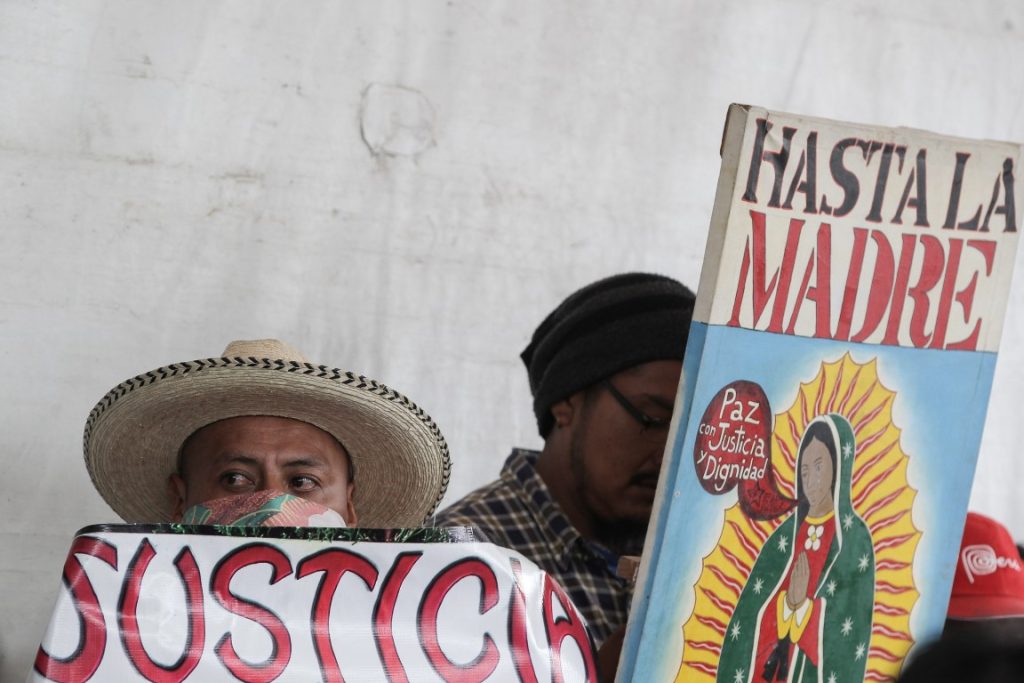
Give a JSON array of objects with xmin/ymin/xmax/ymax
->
[{"xmin": 433, "ymin": 448, "xmax": 639, "ymax": 646}]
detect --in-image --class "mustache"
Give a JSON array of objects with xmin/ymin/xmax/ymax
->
[{"xmin": 629, "ymin": 471, "xmax": 661, "ymax": 488}]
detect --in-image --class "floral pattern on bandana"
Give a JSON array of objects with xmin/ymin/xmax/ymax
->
[{"xmin": 182, "ymin": 490, "xmax": 347, "ymax": 528}]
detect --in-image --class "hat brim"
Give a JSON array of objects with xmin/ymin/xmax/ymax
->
[
  {"xmin": 85, "ymin": 357, "xmax": 450, "ymax": 527},
  {"xmin": 947, "ymin": 594, "xmax": 1024, "ymax": 620}
]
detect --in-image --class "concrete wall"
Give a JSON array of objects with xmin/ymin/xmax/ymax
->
[{"xmin": 3, "ymin": 0, "xmax": 1023, "ymax": 677}]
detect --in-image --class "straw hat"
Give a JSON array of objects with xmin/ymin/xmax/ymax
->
[{"xmin": 84, "ymin": 339, "xmax": 451, "ymax": 527}]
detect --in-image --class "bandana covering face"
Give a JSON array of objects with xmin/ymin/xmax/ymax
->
[{"xmin": 181, "ymin": 490, "xmax": 348, "ymax": 528}]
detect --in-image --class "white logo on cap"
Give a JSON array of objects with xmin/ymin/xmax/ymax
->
[{"xmin": 962, "ymin": 544, "xmax": 1022, "ymax": 584}]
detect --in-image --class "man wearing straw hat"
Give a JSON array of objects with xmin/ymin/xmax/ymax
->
[
  {"xmin": 84, "ymin": 338, "xmax": 451, "ymax": 528},
  {"xmin": 435, "ymin": 273, "xmax": 695, "ymax": 647}
]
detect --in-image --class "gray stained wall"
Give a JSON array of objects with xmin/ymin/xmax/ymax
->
[{"xmin": 3, "ymin": 0, "xmax": 1024, "ymax": 678}]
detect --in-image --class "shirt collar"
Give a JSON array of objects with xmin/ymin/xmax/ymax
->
[{"xmin": 500, "ymin": 448, "xmax": 596, "ymax": 570}]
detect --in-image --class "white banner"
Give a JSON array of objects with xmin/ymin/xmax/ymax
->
[{"xmin": 31, "ymin": 526, "xmax": 597, "ymax": 682}]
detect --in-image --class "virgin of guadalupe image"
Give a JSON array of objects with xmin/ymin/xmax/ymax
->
[{"xmin": 717, "ymin": 414, "xmax": 875, "ymax": 683}]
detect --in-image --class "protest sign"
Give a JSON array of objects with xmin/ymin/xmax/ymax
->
[
  {"xmin": 619, "ymin": 104, "xmax": 1022, "ymax": 682},
  {"xmin": 32, "ymin": 525, "xmax": 596, "ymax": 682}
]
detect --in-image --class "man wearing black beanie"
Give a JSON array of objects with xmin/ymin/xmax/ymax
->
[{"xmin": 434, "ymin": 272, "xmax": 695, "ymax": 649}]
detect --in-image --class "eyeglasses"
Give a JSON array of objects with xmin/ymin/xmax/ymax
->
[{"xmin": 601, "ymin": 380, "xmax": 672, "ymax": 431}]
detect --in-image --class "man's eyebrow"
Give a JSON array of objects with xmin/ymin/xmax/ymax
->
[
  {"xmin": 214, "ymin": 453, "xmax": 330, "ymax": 470},
  {"xmin": 215, "ymin": 453, "xmax": 261, "ymax": 467},
  {"xmin": 280, "ymin": 457, "xmax": 329, "ymax": 470}
]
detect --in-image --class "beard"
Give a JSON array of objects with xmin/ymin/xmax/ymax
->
[{"xmin": 569, "ymin": 424, "xmax": 650, "ymax": 556}]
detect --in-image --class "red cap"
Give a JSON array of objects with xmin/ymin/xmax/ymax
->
[{"xmin": 947, "ymin": 512, "xmax": 1024, "ymax": 620}]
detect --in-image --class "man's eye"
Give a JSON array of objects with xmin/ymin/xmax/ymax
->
[
  {"xmin": 642, "ymin": 417, "xmax": 668, "ymax": 429},
  {"xmin": 220, "ymin": 472, "xmax": 253, "ymax": 489},
  {"xmin": 290, "ymin": 476, "xmax": 318, "ymax": 492}
]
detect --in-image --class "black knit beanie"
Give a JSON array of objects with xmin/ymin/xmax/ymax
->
[{"xmin": 522, "ymin": 272, "xmax": 696, "ymax": 438}]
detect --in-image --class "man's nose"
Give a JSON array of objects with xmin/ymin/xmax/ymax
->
[
  {"xmin": 256, "ymin": 471, "xmax": 288, "ymax": 493},
  {"xmin": 649, "ymin": 436, "xmax": 669, "ymax": 465}
]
